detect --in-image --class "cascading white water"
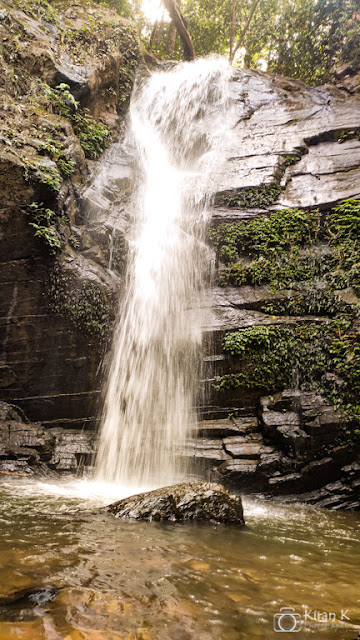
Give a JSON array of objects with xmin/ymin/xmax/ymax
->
[{"xmin": 95, "ymin": 58, "xmax": 231, "ymax": 490}]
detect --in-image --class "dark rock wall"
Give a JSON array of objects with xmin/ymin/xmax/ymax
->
[{"xmin": 0, "ymin": 0, "xmax": 140, "ymax": 427}]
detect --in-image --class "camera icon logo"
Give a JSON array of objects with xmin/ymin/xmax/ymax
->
[{"xmin": 274, "ymin": 607, "xmax": 302, "ymax": 632}]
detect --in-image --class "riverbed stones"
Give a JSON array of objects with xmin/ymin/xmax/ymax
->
[{"xmin": 106, "ymin": 482, "xmax": 245, "ymax": 524}]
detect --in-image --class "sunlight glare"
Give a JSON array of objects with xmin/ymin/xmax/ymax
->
[{"xmin": 142, "ymin": 0, "xmax": 167, "ymax": 23}]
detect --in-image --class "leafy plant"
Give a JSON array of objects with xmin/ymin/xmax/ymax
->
[
  {"xmin": 338, "ymin": 130, "xmax": 360, "ymax": 144},
  {"xmin": 26, "ymin": 202, "xmax": 61, "ymax": 255},
  {"xmin": 57, "ymin": 156, "xmax": 75, "ymax": 177},
  {"xmin": 215, "ymin": 183, "xmax": 284, "ymax": 209},
  {"xmin": 216, "ymin": 319, "xmax": 360, "ymax": 425},
  {"xmin": 29, "ymin": 224, "xmax": 61, "ymax": 254},
  {"xmin": 283, "ymin": 155, "xmax": 300, "ymax": 166},
  {"xmin": 45, "ymin": 84, "xmax": 110, "ymax": 159},
  {"xmin": 208, "ymin": 201, "xmax": 360, "ymax": 295}
]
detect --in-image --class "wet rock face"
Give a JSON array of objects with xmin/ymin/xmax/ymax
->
[
  {"xmin": 0, "ymin": 402, "xmax": 96, "ymax": 475},
  {"xmin": 107, "ymin": 482, "xmax": 245, "ymax": 524},
  {"xmin": 196, "ymin": 69, "xmax": 360, "ymax": 508},
  {"xmin": 0, "ymin": 0, "xmax": 140, "ymax": 427},
  {"xmin": 212, "ymin": 69, "xmax": 360, "ymax": 210},
  {"xmin": 185, "ymin": 391, "xmax": 360, "ymax": 509}
]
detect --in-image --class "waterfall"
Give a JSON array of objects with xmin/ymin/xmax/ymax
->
[{"xmin": 95, "ymin": 58, "xmax": 231, "ymax": 490}]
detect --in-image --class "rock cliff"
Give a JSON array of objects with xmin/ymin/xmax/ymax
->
[
  {"xmin": 195, "ymin": 69, "xmax": 360, "ymax": 507},
  {"xmin": 0, "ymin": 0, "xmax": 140, "ymax": 427}
]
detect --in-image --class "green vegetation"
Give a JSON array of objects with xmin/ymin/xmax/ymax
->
[
  {"xmin": 94, "ymin": 0, "xmax": 143, "ymax": 22},
  {"xmin": 26, "ymin": 202, "xmax": 61, "ymax": 255},
  {"xmin": 209, "ymin": 200, "xmax": 360, "ymax": 294},
  {"xmin": 209, "ymin": 207, "xmax": 322, "ymax": 287},
  {"xmin": 215, "ymin": 183, "xmax": 283, "ymax": 209},
  {"xmin": 338, "ymin": 130, "xmax": 360, "ymax": 144},
  {"xmin": 262, "ymin": 288, "xmax": 354, "ymax": 317},
  {"xmin": 24, "ymin": 160, "xmax": 62, "ymax": 193},
  {"xmin": 211, "ymin": 199, "xmax": 360, "ymax": 425},
  {"xmin": 0, "ymin": 0, "xmax": 140, "ymax": 203},
  {"xmin": 61, "ymin": 18, "xmax": 140, "ymax": 104},
  {"xmin": 215, "ymin": 319, "xmax": 360, "ymax": 425},
  {"xmin": 49, "ymin": 267, "xmax": 110, "ymax": 339},
  {"xmin": 45, "ymin": 84, "xmax": 111, "ymax": 160},
  {"xmin": 145, "ymin": 0, "xmax": 359, "ymax": 85},
  {"xmin": 57, "ymin": 157, "xmax": 76, "ymax": 178},
  {"xmin": 283, "ymin": 155, "xmax": 300, "ymax": 167}
]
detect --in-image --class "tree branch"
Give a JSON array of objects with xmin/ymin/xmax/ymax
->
[
  {"xmin": 231, "ymin": 0, "xmax": 261, "ymax": 62},
  {"xmin": 162, "ymin": 0, "xmax": 195, "ymax": 60}
]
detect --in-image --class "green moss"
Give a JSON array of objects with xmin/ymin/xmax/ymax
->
[
  {"xmin": 49, "ymin": 267, "xmax": 110, "ymax": 339},
  {"xmin": 215, "ymin": 183, "xmax": 284, "ymax": 209},
  {"xmin": 216, "ymin": 319, "xmax": 360, "ymax": 425},
  {"xmin": 45, "ymin": 84, "xmax": 110, "ymax": 159},
  {"xmin": 209, "ymin": 201, "xmax": 360, "ymax": 295},
  {"xmin": 111, "ymin": 234, "xmax": 128, "ymax": 275},
  {"xmin": 338, "ymin": 130, "xmax": 360, "ymax": 144}
]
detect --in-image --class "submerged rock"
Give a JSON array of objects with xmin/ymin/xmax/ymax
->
[{"xmin": 106, "ymin": 481, "xmax": 245, "ymax": 524}]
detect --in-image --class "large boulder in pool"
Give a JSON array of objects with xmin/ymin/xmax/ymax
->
[{"xmin": 106, "ymin": 481, "xmax": 245, "ymax": 524}]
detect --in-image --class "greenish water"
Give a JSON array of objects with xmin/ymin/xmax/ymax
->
[{"xmin": 0, "ymin": 478, "xmax": 359, "ymax": 640}]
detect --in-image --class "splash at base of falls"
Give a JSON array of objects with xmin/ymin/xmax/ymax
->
[{"xmin": 95, "ymin": 58, "xmax": 232, "ymax": 489}]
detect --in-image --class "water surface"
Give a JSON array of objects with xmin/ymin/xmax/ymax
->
[{"xmin": 0, "ymin": 478, "xmax": 359, "ymax": 639}]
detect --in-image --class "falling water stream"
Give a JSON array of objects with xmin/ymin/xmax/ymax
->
[
  {"xmin": 1, "ymin": 59, "xmax": 360, "ymax": 640},
  {"xmin": 95, "ymin": 59, "xmax": 231, "ymax": 489}
]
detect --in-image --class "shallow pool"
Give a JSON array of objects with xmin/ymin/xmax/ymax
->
[{"xmin": 0, "ymin": 478, "xmax": 359, "ymax": 639}]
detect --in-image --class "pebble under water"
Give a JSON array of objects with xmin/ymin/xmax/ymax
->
[{"xmin": 0, "ymin": 479, "xmax": 359, "ymax": 639}]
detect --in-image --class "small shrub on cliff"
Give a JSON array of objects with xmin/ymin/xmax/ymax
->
[
  {"xmin": 30, "ymin": 224, "xmax": 61, "ymax": 254},
  {"xmin": 24, "ymin": 159, "xmax": 62, "ymax": 192},
  {"xmin": 37, "ymin": 137, "xmax": 76, "ymax": 178},
  {"xmin": 45, "ymin": 84, "xmax": 110, "ymax": 159},
  {"xmin": 71, "ymin": 111, "xmax": 110, "ymax": 159},
  {"xmin": 27, "ymin": 202, "xmax": 61, "ymax": 255}
]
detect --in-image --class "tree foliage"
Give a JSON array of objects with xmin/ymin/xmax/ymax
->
[
  {"xmin": 97, "ymin": 0, "xmax": 360, "ymax": 85},
  {"xmin": 180, "ymin": 0, "xmax": 360, "ymax": 84}
]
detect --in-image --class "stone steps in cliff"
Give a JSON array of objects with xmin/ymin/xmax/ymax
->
[
  {"xmin": 183, "ymin": 415, "xmax": 263, "ymax": 472},
  {"xmin": 196, "ymin": 416, "xmax": 258, "ymax": 437}
]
